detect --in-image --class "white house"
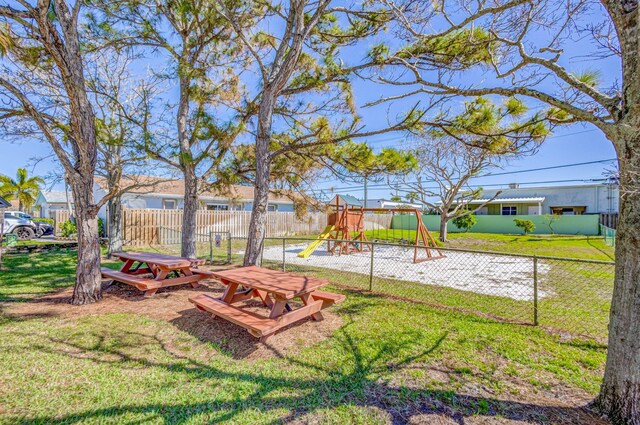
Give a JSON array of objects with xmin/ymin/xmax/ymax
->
[
  {"xmin": 365, "ymin": 199, "xmax": 425, "ymax": 210},
  {"xmin": 34, "ymin": 190, "xmax": 74, "ymax": 218},
  {"xmin": 449, "ymin": 183, "xmax": 619, "ymax": 216},
  {"xmin": 35, "ymin": 176, "xmax": 296, "ymax": 218}
]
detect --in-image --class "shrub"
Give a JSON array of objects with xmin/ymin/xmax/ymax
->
[
  {"xmin": 60, "ymin": 219, "xmax": 76, "ymax": 237},
  {"xmin": 452, "ymin": 213, "xmax": 477, "ymax": 232},
  {"xmin": 98, "ymin": 217, "xmax": 105, "ymax": 238},
  {"xmin": 542, "ymin": 214, "xmax": 561, "ymax": 234},
  {"xmin": 60, "ymin": 218, "xmax": 105, "ymax": 238},
  {"xmin": 514, "ymin": 218, "xmax": 536, "ymax": 235},
  {"xmin": 33, "ymin": 218, "xmax": 54, "ymax": 225}
]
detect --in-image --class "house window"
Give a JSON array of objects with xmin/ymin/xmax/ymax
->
[
  {"xmin": 475, "ymin": 207, "xmax": 488, "ymax": 215},
  {"xmin": 267, "ymin": 204, "xmax": 278, "ymax": 212},
  {"xmin": 207, "ymin": 204, "xmax": 229, "ymax": 211},
  {"xmin": 501, "ymin": 206, "xmax": 517, "ymax": 216},
  {"xmin": 163, "ymin": 199, "xmax": 177, "ymax": 210}
]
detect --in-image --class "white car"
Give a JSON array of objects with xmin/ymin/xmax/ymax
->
[{"xmin": 3, "ymin": 211, "xmax": 38, "ymax": 240}]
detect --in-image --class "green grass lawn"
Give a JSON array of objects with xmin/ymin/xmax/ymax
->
[
  {"xmin": 364, "ymin": 230, "xmax": 615, "ymax": 261},
  {"xmin": 0, "ymin": 251, "xmax": 607, "ymax": 424}
]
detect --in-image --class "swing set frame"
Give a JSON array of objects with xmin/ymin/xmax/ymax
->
[{"xmin": 325, "ymin": 196, "xmax": 445, "ymax": 263}]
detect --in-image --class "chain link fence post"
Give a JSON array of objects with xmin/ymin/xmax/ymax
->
[
  {"xmin": 533, "ymin": 255, "xmax": 539, "ymax": 326},
  {"xmin": 209, "ymin": 230, "xmax": 213, "ymax": 264},
  {"xmin": 260, "ymin": 241, "xmax": 264, "ymax": 267},
  {"xmin": 369, "ymin": 242, "xmax": 375, "ymax": 291},
  {"xmin": 282, "ymin": 238, "xmax": 286, "ymax": 271}
]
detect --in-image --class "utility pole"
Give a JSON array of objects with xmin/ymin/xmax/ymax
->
[{"xmin": 363, "ymin": 177, "xmax": 368, "ymax": 209}]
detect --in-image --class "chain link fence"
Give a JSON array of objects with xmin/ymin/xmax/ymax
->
[
  {"xmin": 600, "ymin": 224, "xmax": 616, "ymax": 247},
  {"xmin": 251, "ymin": 237, "xmax": 614, "ymax": 342}
]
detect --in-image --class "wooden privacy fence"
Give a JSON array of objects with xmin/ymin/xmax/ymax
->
[
  {"xmin": 121, "ymin": 209, "xmax": 395, "ymax": 246},
  {"xmin": 52, "ymin": 210, "xmax": 71, "ymax": 234},
  {"xmin": 599, "ymin": 213, "xmax": 618, "ymax": 229},
  {"xmin": 52, "ymin": 208, "xmax": 395, "ymax": 245}
]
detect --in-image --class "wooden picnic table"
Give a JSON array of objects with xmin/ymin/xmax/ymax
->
[
  {"xmin": 101, "ymin": 251, "xmax": 215, "ymax": 296},
  {"xmin": 189, "ymin": 266, "xmax": 345, "ymax": 341}
]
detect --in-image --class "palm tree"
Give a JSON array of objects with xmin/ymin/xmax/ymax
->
[{"xmin": 0, "ymin": 168, "xmax": 44, "ymax": 212}]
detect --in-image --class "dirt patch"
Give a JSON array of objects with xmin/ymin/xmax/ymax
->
[{"xmin": 3, "ymin": 264, "xmax": 342, "ymax": 360}]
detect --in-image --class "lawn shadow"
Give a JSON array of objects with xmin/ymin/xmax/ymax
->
[
  {"xmin": 170, "ymin": 297, "xmax": 346, "ymax": 360},
  {"xmin": 11, "ymin": 319, "xmax": 606, "ymax": 425},
  {"xmin": 586, "ymin": 235, "xmax": 615, "ymax": 261}
]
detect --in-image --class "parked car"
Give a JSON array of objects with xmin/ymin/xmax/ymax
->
[
  {"xmin": 3, "ymin": 211, "xmax": 38, "ymax": 241},
  {"xmin": 33, "ymin": 220, "xmax": 54, "ymax": 237}
]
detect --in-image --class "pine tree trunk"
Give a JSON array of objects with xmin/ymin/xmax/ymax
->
[
  {"xmin": 595, "ymin": 140, "xmax": 640, "ymax": 424},
  {"xmin": 244, "ymin": 163, "xmax": 270, "ymax": 266},
  {"xmin": 181, "ymin": 165, "xmax": 198, "ymax": 259},
  {"xmin": 107, "ymin": 196, "xmax": 122, "ymax": 258},
  {"xmin": 245, "ymin": 92, "xmax": 275, "ymax": 266},
  {"xmin": 439, "ymin": 216, "xmax": 448, "ymax": 242},
  {"xmin": 70, "ymin": 179, "xmax": 102, "ymax": 305}
]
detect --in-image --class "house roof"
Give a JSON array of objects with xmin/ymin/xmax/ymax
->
[
  {"xmin": 94, "ymin": 176, "xmax": 294, "ymax": 203},
  {"xmin": 368, "ymin": 199, "xmax": 424, "ymax": 209},
  {"xmin": 484, "ymin": 182, "xmax": 618, "ymax": 192},
  {"xmin": 38, "ymin": 190, "xmax": 73, "ymax": 204},
  {"xmin": 0, "ymin": 196, "xmax": 10, "ymax": 208},
  {"xmin": 448, "ymin": 197, "xmax": 546, "ymax": 205}
]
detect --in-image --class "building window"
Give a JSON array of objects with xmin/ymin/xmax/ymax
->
[
  {"xmin": 551, "ymin": 207, "xmax": 585, "ymax": 215},
  {"xmin": 163, "ymin": 199, "xmax": 177, "ymax": 210},
  {"xmin": 501, "ymin": 206, "xmax": 517, "ymax": 216},
  {"xmin": 267, "ymin": 204, "xmax": 278, "ymax": 212},
  {"xmin": 207, "ymin": 204, "xmax": 229, "ymax": 211}
]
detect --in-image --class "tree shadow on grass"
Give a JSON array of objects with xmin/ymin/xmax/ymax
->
[
  {"xmin": 586, "ymin": 236, "xmax": 615, "ymax": 261},
  {"xmin": 11, "ymin": 318, "xmax": 605, "ymax": 425}
]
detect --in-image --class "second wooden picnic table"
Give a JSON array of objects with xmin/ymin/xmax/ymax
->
[
  {"xmin": 102, "ymin": 251, "xmax": 214, "ymax": 296},
  {"xmin": 189, "ymin": 266, "xmax": 345, "ymax": 341}
]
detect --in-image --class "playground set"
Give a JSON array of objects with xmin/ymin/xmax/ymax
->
[{"xmin": 298, "ymin": 195, "xmax": 444, "ymax": 263}]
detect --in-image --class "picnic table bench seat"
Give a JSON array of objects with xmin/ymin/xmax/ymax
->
[
  {"xmin": 190, "ymin": 294, "xmax": 278, "ymax": 337},
  {"xmin": 307, "ymin": 290, "xmax": 345, "ymax": 308},
  {"xmin": 190, "ymin": 269, "xmax": 217, "ymax": 278},
  {"xmin": 101, "ymin": 268, "xmax": 163, "ymax": 291}
]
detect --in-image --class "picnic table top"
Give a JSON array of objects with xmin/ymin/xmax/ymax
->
[
  {"xmin": 211, "ymin": 266, "xmax": 329, "ymax": 299},
  {"xmin": 112, "ymin": 251, "xmax": 194, "ymax": 269}
]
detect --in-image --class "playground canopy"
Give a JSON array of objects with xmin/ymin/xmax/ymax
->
[{"xmin": 328, "ymin": 194, "xmax": 363, "ymax": 208}]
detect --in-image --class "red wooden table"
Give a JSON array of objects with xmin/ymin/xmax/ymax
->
[
  {"xmin": 102, "ymin": 252, "xmax": 214, "ymax": 296},
  {"xmin": 190, "ymin": 266, "xmax": 345, "ymax": 341}
]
